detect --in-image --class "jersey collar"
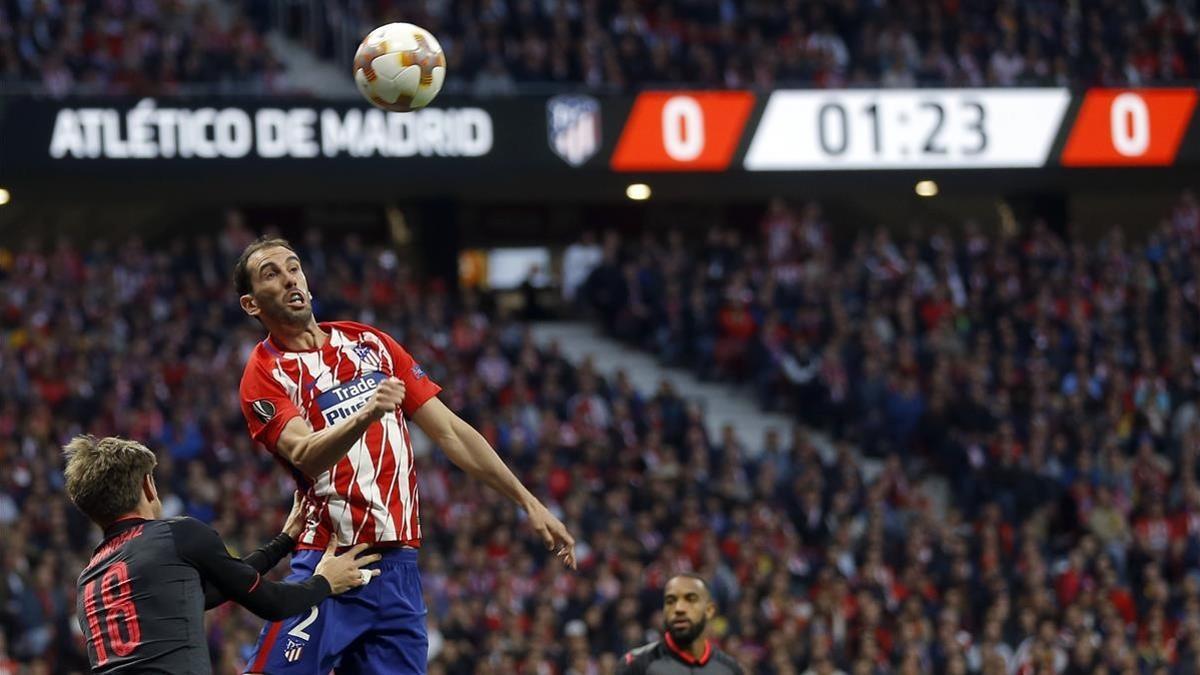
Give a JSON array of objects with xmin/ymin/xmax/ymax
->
[
  {"xmin": 664, "ymin": 631, "xmax": 712, "ymax": 666},
  {"xmin": 103, "ymin": 515, "xmax": 149, "ymax": 538}
]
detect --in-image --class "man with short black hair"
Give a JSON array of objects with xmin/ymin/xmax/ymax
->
[
  {"xmin": 233, "ymin": 236, "xmax": 576, "ymax": 674},
  {"xmin": 65, "ymin": 434, "xmax": 378, "ymax": 674},
  {"xmin": 618, "ymin": 574, "xmax": 745, "ymax": 674}
]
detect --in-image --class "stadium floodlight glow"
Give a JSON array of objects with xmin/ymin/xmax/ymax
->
[
  {"xmin": 625, "ymin": 183, "xmax": 652, "ymax": 201},
  {"xmin": 915, "ymin": 180, "xmax": 938, "ymax": 197},
  {"xmin": 0, "ymin": 188, "xmax": 9, "ymax": 206}
]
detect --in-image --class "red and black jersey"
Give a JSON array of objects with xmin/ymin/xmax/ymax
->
[
  {"xmin": 618, "ymin": 635, "xmax": 745, "ymax": 675},
  {"xmin": 76, "ymin": 517, "xmax": 328, "ymax": 674}
]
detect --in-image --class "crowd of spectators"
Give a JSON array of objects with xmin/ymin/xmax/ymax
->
[
  {"xmin": 9, "ymin": 0, "xmax": 1200, "ymax": 97},
  {"xmin": 579, "ymin": 192, "xmax": 1200, "ymax": 671},
  {"xmin": 331, "ymin": 0, "xmax": 1200, "ymax": 94},
  {"xmin": 0, "ymin": 0, "xmax": 286, "ymax": 96}
]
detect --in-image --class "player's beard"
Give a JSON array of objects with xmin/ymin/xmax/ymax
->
[
  {"xmin": 260, "ymin": 292, "xmax": 314, "ymax": 326},
  {"xmin": 665, "ymin": 615, "xmax": 707, "ymax": 646}
]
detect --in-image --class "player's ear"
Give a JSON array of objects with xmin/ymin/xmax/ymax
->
[
  {"xmin": 143, "ymin": 473, "xmax": 158, "ymax": 504},
  {"xmin": 705, "ymin": 600, "xmax": 717, "ymax": 620},
  {"xmin": 240, "ymin": 293, "xmax": 260, "ymax": 317}
]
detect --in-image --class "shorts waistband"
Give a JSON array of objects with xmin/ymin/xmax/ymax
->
[
  {"xmin": 294, "ymin": 546, "xmax": 418, "ymax": 565},
  {"xmin": 361, "ymin": 546, "xmax": 418, "ymax": 563}
]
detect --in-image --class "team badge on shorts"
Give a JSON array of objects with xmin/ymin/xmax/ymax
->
[{"xmin": 284, "ymin": 639, "xmax": 304, "ymax": 663}]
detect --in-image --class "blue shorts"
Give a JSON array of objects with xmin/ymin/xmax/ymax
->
[{"xmin": 244, "ymin": 548, "xmax": 427, "ymax": 674}]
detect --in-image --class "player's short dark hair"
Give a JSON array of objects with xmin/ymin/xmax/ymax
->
[
  {"xmin": 666, "ymin": 573, "xmax": 712, "ymax": 597},
  {"xmin": 233, "ymin": 236, "xmax": 298, "ymax": 296},
  {"xmin": 63, "ymin": 435, "xmax": 157, "ymax": 526}
]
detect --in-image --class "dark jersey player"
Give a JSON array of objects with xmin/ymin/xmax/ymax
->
[
  {"xmin": 65, "ymin": 434, "xmax": 379, "ymax": 674},
  {"xmin": 618, "ymin": 574, "xmax": 745, "ymax": 675}
]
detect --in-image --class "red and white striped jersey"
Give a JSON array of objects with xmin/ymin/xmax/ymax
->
[{"xmin": 239, "ymin": 321, "xmax": 441, "ymax": 550}]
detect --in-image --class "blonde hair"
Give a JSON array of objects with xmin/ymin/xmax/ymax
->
[{"xmin": 63, "ymin": 435, "xmax": 157, "ymax": 525}]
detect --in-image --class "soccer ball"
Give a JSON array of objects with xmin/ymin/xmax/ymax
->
[{"xmin": 353, "ymin": 23, "xmax": 446, "ymax": 112}]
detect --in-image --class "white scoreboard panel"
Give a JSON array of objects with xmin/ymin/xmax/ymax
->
[{"xmin": 744, "ymin": 89, "xmax": 1071, "ymax": 170}]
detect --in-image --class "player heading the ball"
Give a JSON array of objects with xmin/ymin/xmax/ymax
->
[{"xmin": 234, "ymin": 237, "xmax": 575, "ymax": 674}]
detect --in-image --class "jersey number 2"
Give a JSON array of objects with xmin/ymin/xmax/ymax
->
[
  {"xmin": 83, "ymin": 562, "xmax": 142, "ymax": 666},
  {"xmin": 288, "ymin": 606, "xmax": 320, "ymax": 640}
]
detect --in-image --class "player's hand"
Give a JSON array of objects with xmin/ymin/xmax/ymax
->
[
  {"xmin": 281, "ymin": 490, "xmax": 314, "ymax": 540},
  {"xmin": 363, "ymin": 377, "xmax": 406, "ymax": 421},
  {"xmin": 314, "ymin": 537, "xmax": 382, "ymax": 595},
  {"xmin": 527, "ymin": 502, "xmax": 577, "ymax": 570}
]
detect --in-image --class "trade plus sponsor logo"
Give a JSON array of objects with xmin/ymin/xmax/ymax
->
[{"xmin": 316, "ymin": 372, "xmax": 386, "ymax": 426}]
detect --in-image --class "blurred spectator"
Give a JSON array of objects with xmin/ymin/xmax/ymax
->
[{"xmin": 563, "ymin": 231, "xmax": 604, "ymax": 303}]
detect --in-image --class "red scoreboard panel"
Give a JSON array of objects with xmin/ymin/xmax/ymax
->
[
  {"xmin": 1060, "ymin": 89, "xmax": 1198, "ymax": 167},
  {"xmin": 609, "ymin": 91, "xmax": 755, "ymax": 172}
]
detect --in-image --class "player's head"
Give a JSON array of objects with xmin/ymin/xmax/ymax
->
[
  {"xmin": 234, "ymin": 236, "xmax": 315, "ymax": 329},
  {"xmin": 63, "ymin": 435, "xmax": 161, "ymax": 526},
  {"xmin": 662, "ymin": 574, "xmax": 716, "ymax": 647}
]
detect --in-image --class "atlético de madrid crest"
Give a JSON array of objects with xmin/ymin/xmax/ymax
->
[
  {"xmin": 547, "ymin": 94, "xmax": 601, "ymax": 167},
  {"xmin": 284, "ymin": 639, "xmax": 304, "ymax": 663}
]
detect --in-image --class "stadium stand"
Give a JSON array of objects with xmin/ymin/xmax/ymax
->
[
  {"xmin": 300, "ymin": 0, "xmax": 1200, "ymax": 92},
  {"xmin": 574, "ymin": 193, "xmax": 1200, "ymax": 673},
  {"xmin": 0, "ymin": 0, "xmax": 286, "ymax": 96},
  {"xmin": 0, "ymin": 197, "xmax": 1198, "ymax": 673},
  {"xmin": 8, "ymin": 0, "xmax": 1200, "ymax": 96}
]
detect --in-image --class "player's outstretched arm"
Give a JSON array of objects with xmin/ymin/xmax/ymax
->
[
  {"xmin": 274, "ymin": 378, "xmax": 407, "ymax": 476},
  {"xmin": 203, "ymin": 491, "xmax": 311, "ymax": 609},
  {"xmin": 203, "ymin": 531, "xmax": 296, "ymax": 609},
  {"xmin": 411, "ymin": 396, "xmax": 578, "ymax": 569},
  {"xmin": 171, "ymin": 517, "xmax": 380, "ymax": 620}
]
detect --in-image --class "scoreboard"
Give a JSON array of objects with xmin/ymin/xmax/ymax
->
[
  {"xmin": 607, "ymin": 88, "xmax": 1199, "ymax": 172},
  {"xmin": 2, "ymin": 87, "xmax": 1199, "ymax": 201}
]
